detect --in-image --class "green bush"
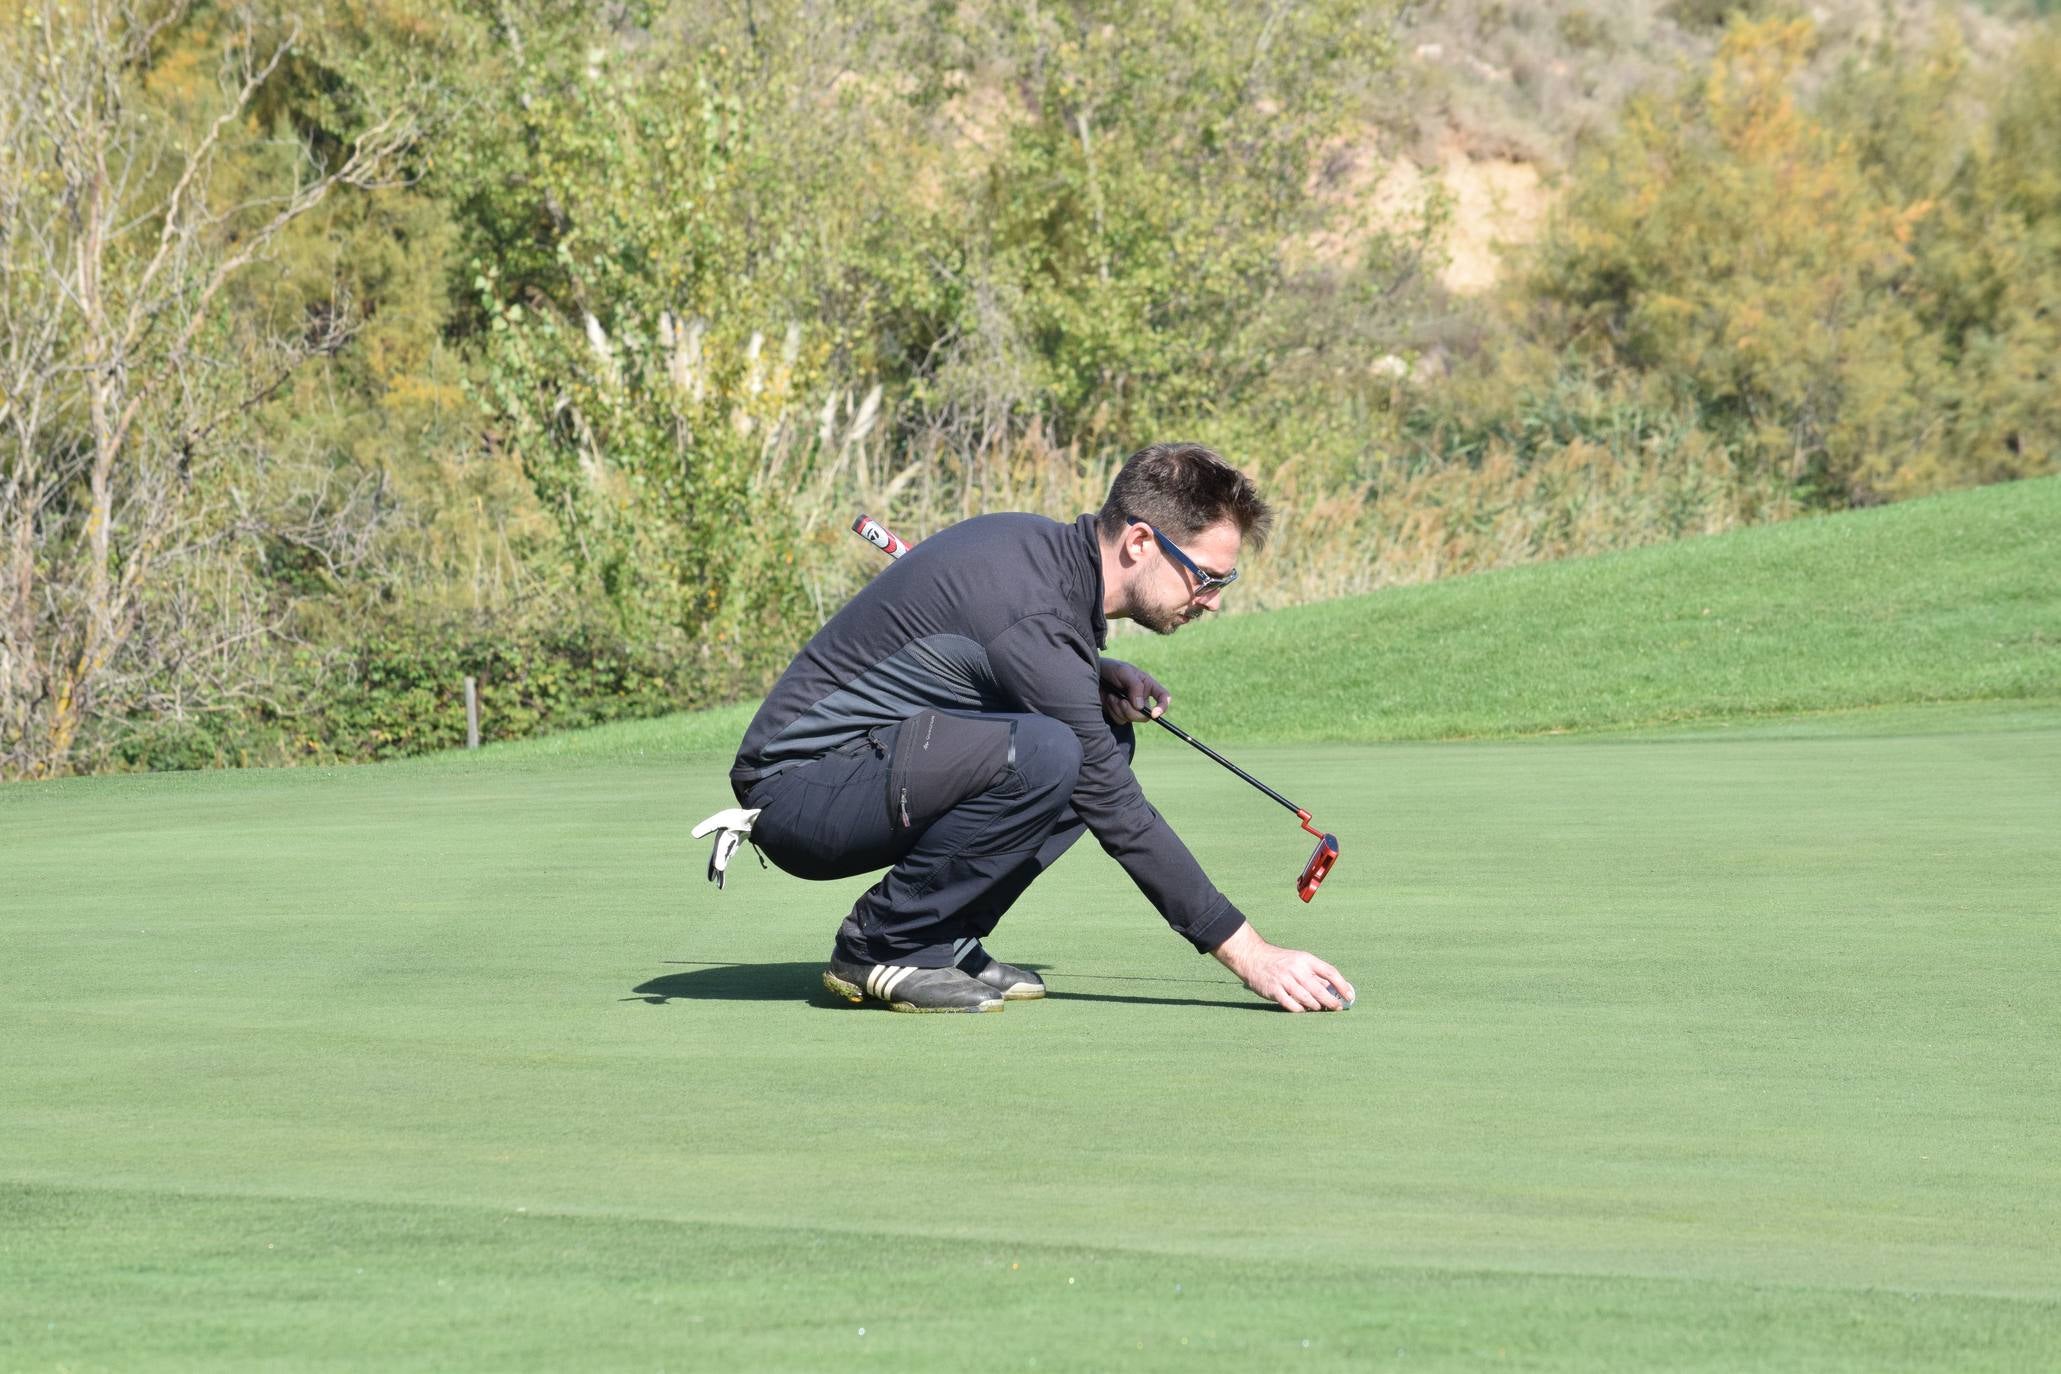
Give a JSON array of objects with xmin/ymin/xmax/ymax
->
[
  {"xmin": 314, "ymin": 621, "xmax": 692, "ymax": 760},
  {"xmin": 1444, "ymin": 15, "xmax": 2059, "ymax": 507},
  {"xmin": 920, "ymin": 1, "xmax": 1400, "ymax": 441},
  {"xmin": 105, "ymin": 621, "xmax": 699, "ymax": 770}
]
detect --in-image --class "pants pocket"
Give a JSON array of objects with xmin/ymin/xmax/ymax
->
[{"xmin": 887, "ymin": 711, "xmax": 1017, "ymax": 836}]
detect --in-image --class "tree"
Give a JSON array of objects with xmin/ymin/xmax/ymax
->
[
  {"xmin": 0, "ymin": 0, "xmax": 417, "ymax": 777},
  {"xmin": 1515, "ymin": 15, "xmax": 2060, "ymax": 503},
  {"xmin": 1901, "ymin": 28, "xmax": 2061, "ymax": 491},
  {"xmin": 1523, "ymin": 18, "xmax": 1931, "ymax": 501},
  {"xmin": 460, "ymin": 6, "xmax": 882, "ymax": 677},
  {"xmin": 924, "ymin": 0, "xmax": 1405, "ymax": 443}
]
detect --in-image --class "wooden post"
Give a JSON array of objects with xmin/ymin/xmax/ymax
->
[{"xmin": 464, "ymin": 675, "xmax": 479, "ymax": 750}]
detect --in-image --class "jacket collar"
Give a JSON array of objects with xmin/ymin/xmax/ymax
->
[{"xmin": 1074, "ymin": 513, "xmax": 1109, "ymax": 649}]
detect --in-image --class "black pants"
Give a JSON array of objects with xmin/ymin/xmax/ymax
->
[{"xmin": 738, "ymin": 711, "xmax": 1134, "ymax": 967}]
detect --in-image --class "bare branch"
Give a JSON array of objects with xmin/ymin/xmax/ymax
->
[
  {"xmin": 1, "ymin": 0, "xmax": 421, "ymax": 776},
  {"xmin": 108, "ymin": 107, "xmax": 415, "ymax": 486},
  {"xmin": 120, "ymin": 0, "xmax": 196, "ymax": 73},
  {"xmin": 122, "ymin": 12, "xmax": 301, "ymax": 357}
]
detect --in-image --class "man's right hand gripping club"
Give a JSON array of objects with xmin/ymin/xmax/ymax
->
[{"xmin": 1211, "ymin": 921, "xmax": 1356, "ymax": 1012}]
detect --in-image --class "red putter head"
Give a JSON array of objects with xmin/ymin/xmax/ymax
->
[{"xmin": 1297, "ymin": 832, "xmax": 1340, "ymax": 902}]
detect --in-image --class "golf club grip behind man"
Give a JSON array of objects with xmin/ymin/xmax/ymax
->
[{"xmin": 728, "ymin": 443, "xmax": 1355, "ymax": 1014}]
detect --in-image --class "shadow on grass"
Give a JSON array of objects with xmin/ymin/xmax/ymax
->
[
  {"xmin": 1044, "ymin": 990, "xmax": 1276, "ymax": 1012},
  {"xmin": 626, "ymin": 961, "xmax": 1271, "ymax": 1012},
  {"xmin": 626, "ymin": 961, "xmax": 844, "ymax": 1007}
]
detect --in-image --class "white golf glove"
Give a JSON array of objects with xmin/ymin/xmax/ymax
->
[{"xmin": 690, "ymin": 807, "xmax": 764, "ymax": 890}]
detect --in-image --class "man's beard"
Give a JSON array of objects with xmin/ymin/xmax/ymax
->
[{"xmin": 1123, "ymin": 584, "xmax": 1200, "ymax": 636}]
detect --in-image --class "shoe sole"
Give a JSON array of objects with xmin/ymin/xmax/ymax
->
[
  {"xmin": 997, "ymin": 983, "xmax": 1045, "ymax": 1001},
  {"xmin": 821, "ymin": 968, "xmax": 1003, "ymax": 1014}
]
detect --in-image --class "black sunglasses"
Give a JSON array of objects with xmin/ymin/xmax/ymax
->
[{"xmin": 1126, "ymin": 517, "xmax": 1239, "ymax": 595}]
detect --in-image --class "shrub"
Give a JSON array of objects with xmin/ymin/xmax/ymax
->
[{"xmin": 1510, "ymin": 15, "xmax": 2058, "ymax": 504}]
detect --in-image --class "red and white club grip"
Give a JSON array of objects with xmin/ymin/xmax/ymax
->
[{"xmin": 851, "ymin": 513, "xmax": 910, "ymax": 559}]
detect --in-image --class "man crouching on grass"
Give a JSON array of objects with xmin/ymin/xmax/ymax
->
[{"xmin": 728, "ymin": 442, "xmax": 1355, "ymax": 1014}]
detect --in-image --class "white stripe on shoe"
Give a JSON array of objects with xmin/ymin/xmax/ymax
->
[{"xmin": 863, "ymin": 963, "xmax": 922, "ymax": 1002}]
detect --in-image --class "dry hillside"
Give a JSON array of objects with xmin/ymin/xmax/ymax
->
[{"xmin": 1358, "ymin": 0, "xmax": 2033, "ymax": 292}]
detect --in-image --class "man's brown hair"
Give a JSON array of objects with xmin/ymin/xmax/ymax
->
[{"xmin": 1096, "ymin": 443, "xmax": 1273, "ymax": 552}]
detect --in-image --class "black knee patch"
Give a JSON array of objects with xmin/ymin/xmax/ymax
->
[{"xmin": 1009, "ymin": 713, "xmax": 1083, "ymax": 800}]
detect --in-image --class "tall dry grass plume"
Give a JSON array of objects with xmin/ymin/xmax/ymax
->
[{"xmin": 752, "ymin": 396, "xmax": 1786, "ymax": 627}]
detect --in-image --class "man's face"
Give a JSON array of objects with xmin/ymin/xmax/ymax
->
[{"xmin": 1121, "ymin": 519, "xmax": 1243, "ymax": 635}]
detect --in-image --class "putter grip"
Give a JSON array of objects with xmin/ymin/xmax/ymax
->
[{"xmin": 852, "ymin": 513, "xmax": 909, "ymax": 559}]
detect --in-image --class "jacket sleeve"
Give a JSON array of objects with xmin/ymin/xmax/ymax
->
[{"xmin": 986, "ymin": 612, "xmax": 1247, "ymax": 952}]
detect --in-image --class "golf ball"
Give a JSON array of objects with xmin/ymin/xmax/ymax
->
[{"xmin": 1325, "ymin": 982, "xmax": 1354, "ymax": 1011}]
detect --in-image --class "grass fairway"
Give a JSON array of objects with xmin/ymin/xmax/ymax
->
[
  {"xmin": 6, "ymin": 478, "xmax": 2058, "ymax": 1368},
  {"xmin": 6, "ymin": 706, "xmax": 2060, "ymax": 1370},
  {"xmin": 1124, "ymin": 474, "xmax": 2061, "ymax": 740}
]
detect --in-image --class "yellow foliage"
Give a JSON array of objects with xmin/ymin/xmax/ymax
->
[{"xmin": 1515, "ymin": 11, "xmax": 2061, "ymax": 503}]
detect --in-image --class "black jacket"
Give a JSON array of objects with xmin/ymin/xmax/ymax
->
[{"xmin": 731, "ymin": 512, "xmax": 1244, "ymax": 952}]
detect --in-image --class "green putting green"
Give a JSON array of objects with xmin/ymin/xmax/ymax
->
[{"xmin": 5, "ymin": 706, "xmax": 2059, "ymax": 1370}]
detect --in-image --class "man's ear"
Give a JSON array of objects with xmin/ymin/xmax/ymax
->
[{"xmin": 1119, "ymin": 521, "xmax": 1154, "ymax": 565}]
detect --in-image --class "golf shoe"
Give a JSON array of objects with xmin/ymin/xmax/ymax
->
[
  {"xmin": 952, "ymin": 938, "xmax": 1045, "ymax": 1000},
  {"xmin": 822, "ymin": 957, "xmax": 1003, "ymax": 1013}
]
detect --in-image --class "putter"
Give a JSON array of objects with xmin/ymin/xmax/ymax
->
[
  {"xmin": 850, "ymin": 512, "xmax": 1342, "ymax": 902},
  {"xmin": 1146, "ymin": 714, "xmax": 1341, "ymax": 903}
]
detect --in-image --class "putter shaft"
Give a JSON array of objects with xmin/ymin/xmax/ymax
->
[{"xmin": 1149, "ymin": 714, "xmax": 1322, "ymax": 837}]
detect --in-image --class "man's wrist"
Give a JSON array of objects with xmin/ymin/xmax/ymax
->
[
  {"xmin": 1209, "ymin": 920, "xmax": 1262, "ymax": 976},
  {"xmin": 1187, "ymin": 902, "xmax": 1247, "ymax": 956}
]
